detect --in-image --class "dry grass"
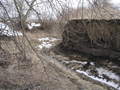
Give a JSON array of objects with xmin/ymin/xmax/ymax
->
[
  {"xmin": 65, "ymin": 19, "xmax": 120, "ymax": 50},
  {"xmin": 0, "ymin": 30, "xmax": 111, "ymax": 90}
]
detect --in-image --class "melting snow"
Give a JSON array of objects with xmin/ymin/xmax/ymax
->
[
  {"xmin": 38, "ymin": 42, "xmax": 53, "ymax": 49},
  {"xmin": 39, "ymin": 37, "xmax": 50, "ymax": 41},
  {"xmin": 96, "ymin": 67, "xmax": 120, "ymax": 81},
  {"xmin": 38, "ymin": 37, "xmax": 59, "ymax": 41},
  {"xmin": 0, "ymin": 22, "xmax": 23, "ymax": 36},
  {"xmin": 90, "ymin": 62, "xmax": 95, "ymax": 65},
  {"xmin": 76, "ymin": 70, "xmax": 120, "ymax": 90},
  {"xmin": 38, "ymin": 37, "xmax": 60, "ymax": 49},
  {"xmin": 63, "ymin": 60, "xmax": 87, "ymax": 65},
  {"xmin": 27, "ymin": 23, "xmax": 41, "ymax": 29}
]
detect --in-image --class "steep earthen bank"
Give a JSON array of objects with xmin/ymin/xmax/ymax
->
[{"xmin": 61, "ymin": 19, "xmax": 120, "ymax": 59}]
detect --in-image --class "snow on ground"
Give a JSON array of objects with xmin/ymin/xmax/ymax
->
[
  {"xmin": 27, "ymin": 23, "xmax": 41, "ymax": 30},
  {"xmin": 76, "ymin": 70, "xmax": 120, "ymax": 90},
  {"xmin": 59, "ymin": 57, "xmax": 120, "ymax": 89},
  {"xmin": 38, "ymin": 37, "xmax": 60, "ymax": 49},
  {"xmin": 37, "ymin": 37, "xmax": 120, "ymax": 89},
  {"xmin": 96, "ymin": 67, "xmax": 120, "ymax": 81},
  {"xmin": 62, "ymin": 60, "xmax": 87, "ymax": 65},
  {"xmin": 38, "ymin": 41, "xmax": 53, "ymax": 49},
  {"xmin": 0, "ymin": 22, "xmax": 23, "ymax": 36},
  {"xmin": 90, "ymin": 62, "xmax": 95, "ymax": 65}
]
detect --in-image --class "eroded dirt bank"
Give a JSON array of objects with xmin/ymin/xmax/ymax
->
[
  {"xmin": 61, "ymin": 19, "xmax": 120, "ymax": 59},
  {"xmin": 56, "ymin": 19, "xmax": 120, "ymax": 90}
]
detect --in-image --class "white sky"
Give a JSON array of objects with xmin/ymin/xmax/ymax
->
[
  {"xmin": 32, "ymin": 0, "xmax": 120, "ymax": 19},
  {"xmin": 65, "ymin": 0, "xmax": 120, "ymax": 9},
  {"xmin": 1, "ymin": 0, "xmax": 120, "ymax": 19},
  {"xmin": 111, "ymin": 0, "xmax": 120, "ymax": 5}
]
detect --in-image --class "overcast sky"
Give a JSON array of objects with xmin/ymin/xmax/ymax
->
[
  {"xmin": 111, "ymin": 0, "xmax": 120, "ymax": 5},
  {"xmin": 1, "ymin": 0, "xmax": 120, "ymax": 19},
  {"xmin": 67, "ymin": 0, "xmax": 120, "ymax": 8}
]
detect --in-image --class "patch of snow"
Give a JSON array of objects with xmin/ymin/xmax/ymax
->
[
  {"xmin": 0, "ymin": 22, "xmax": 23, "ymax": 36},
  {"xmin": 27, "ymin": 23, "xmax": 41, "ymax": 30},
  {"xmin": 90, "ymin": 62, "xmax": 95, "ymax": 65},
  {"xmin": 62, "ymin": 61, "xmax": 70, "ymax": 64},
  {"xmin": 39, "ymin": 37, "xmax": 50, "ymax": 41},
  {"xmin": 32, "ymin": 23, "xmax": 41, "ymax": 27},
  {"xmin": 50, "ymin": 38, "xmax": 60, "ymax": 42},
  {"xmin": 63, "ymin": 60, "xmax": 87, "ymax": 65},
  {"xmin": 38, "ymin": 37, "xmax": 60, "ymax": 42},
  {"xmin": 38, "ymin": 37, "xmax": 60, "ymax": 49},
  {"xmin": 38, "ymin": 42, "xmax": 52, "ymax": 49},
  {"xmin": 27, "ymin": 24, "xmax": 33, "ymax": 30},
  {"xmin": 96, "ymin": 67, "xmax": 120, "ymax": 81},
  {"xmin": 76, "ymin": 70, "xmax": 120, "ymax": 90}
]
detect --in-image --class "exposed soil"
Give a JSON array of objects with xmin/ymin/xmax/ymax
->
[
  {"xmin": 0, "ymin": 30, "xmax": 118, "ymax": 90},
  {"xmin": 61, "ymin": 19, "xmax": 120, "ymax": 59},
  {"xmin": 52, "ymin": 44, "xmax": 120, "ymax": 90}
]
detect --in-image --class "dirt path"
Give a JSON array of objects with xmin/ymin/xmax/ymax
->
[
  {"xmin": 0, "ymin": 31, "xmax": 114, "ymax": 90},
  {"xmin": 26, "ymin": 31, "xmax": 113, "ymax": 90}
]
